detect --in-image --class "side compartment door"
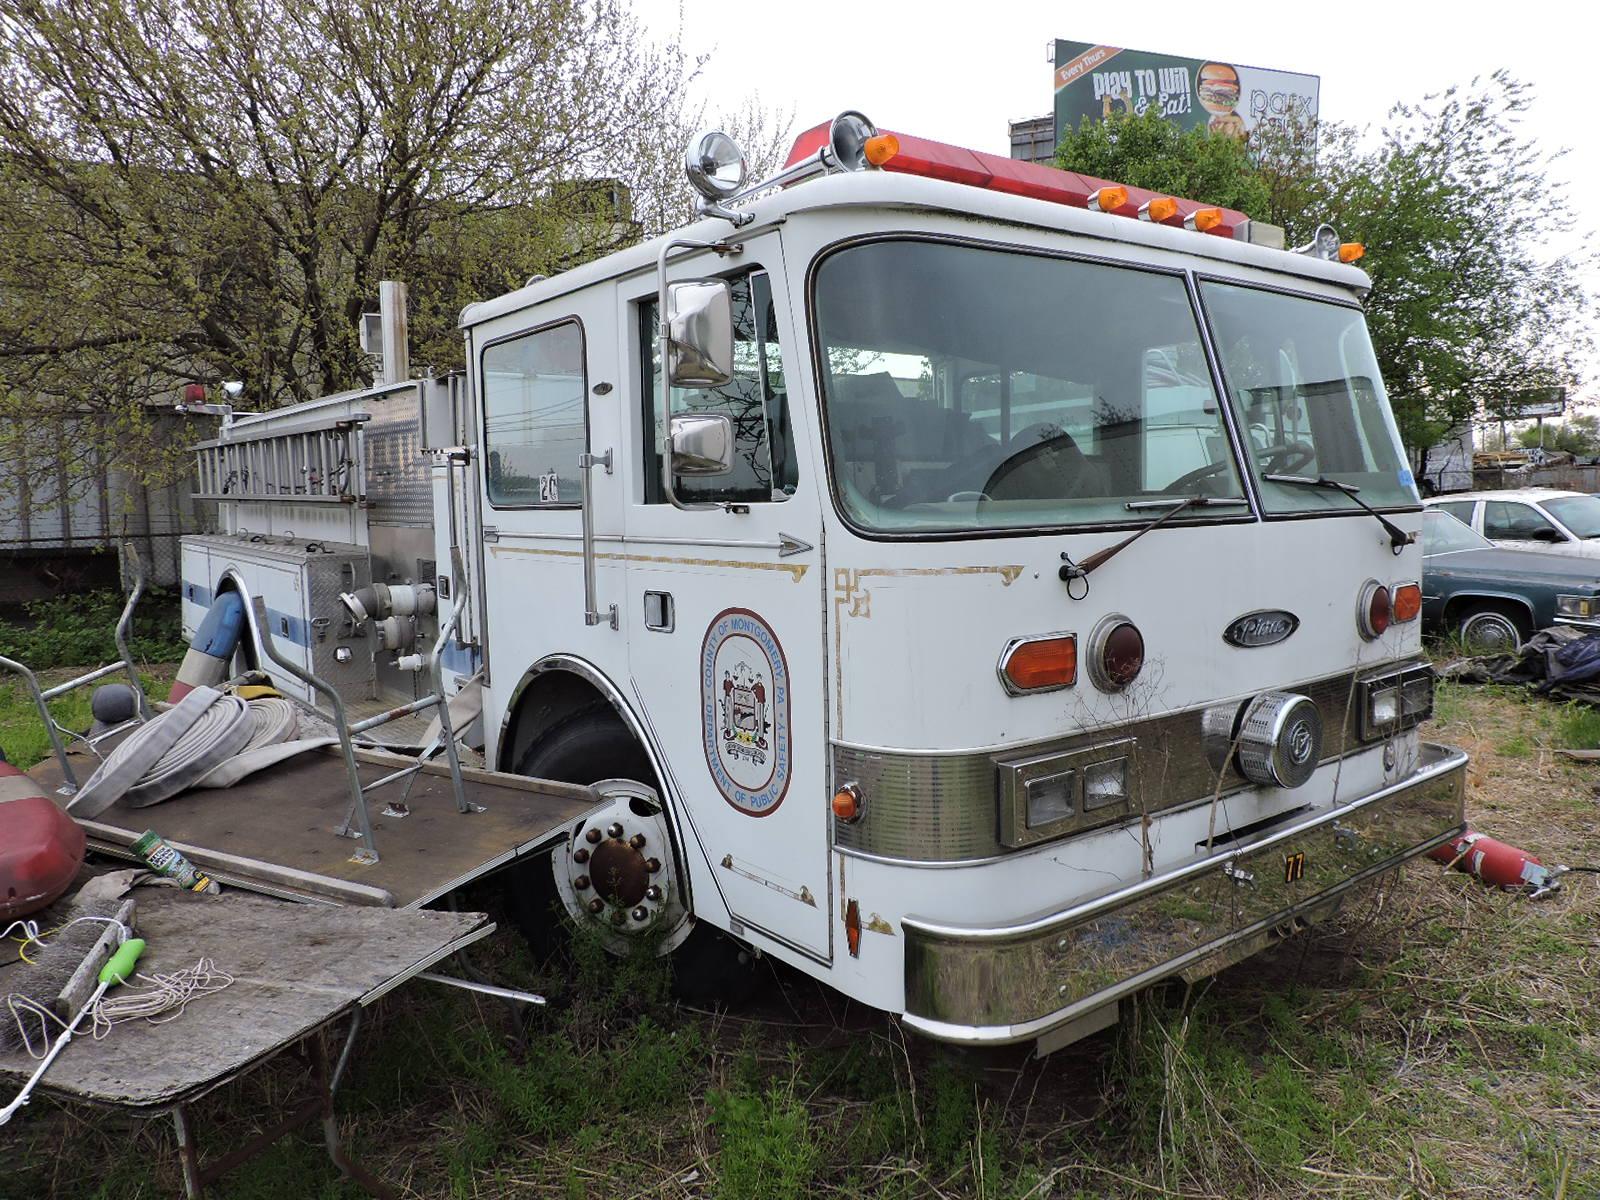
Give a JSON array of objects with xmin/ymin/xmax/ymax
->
[{"xmin": 623, "ymin": 239, "xmax": 831, "ymax": 962}]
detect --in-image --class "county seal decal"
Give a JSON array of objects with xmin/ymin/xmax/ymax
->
[{"xmin": 701, "ymin": 607, "xmax": 792, "ymax": 817}]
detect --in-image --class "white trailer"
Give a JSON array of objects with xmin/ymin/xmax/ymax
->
[{"xmin": 172, "ymin": 112, "xmax": 1467, "ymax": 1052}]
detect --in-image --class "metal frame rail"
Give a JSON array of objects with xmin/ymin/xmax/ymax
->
[
  {"xmin": 0, "ymin": 544, "xmax": 153, "ymax": 794},
  {"xmin": 221, "ymin": 564, "xmax": 475, "ymax": 868}
]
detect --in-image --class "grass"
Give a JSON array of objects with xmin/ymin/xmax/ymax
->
[{"xmin": 4, "ymin": 672, "xmax": 1600, "ymax": 1198}]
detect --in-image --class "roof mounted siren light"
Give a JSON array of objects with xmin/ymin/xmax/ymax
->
[
  {"xmin": 684, "ymin": 110, "xmax": 891, "ymax": 227},
  {"xmin": 1295, "ymin": 222, "xmax": 1365, "ymax": 264}
]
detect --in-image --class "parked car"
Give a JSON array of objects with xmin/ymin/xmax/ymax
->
[
  {"xmin": 1423, "ymin": 487, "xmax": 1600, "ymax": 561},
  {"xmin": 1421, "ymin": 508, "xmax": 1600, "ymax": 651}
]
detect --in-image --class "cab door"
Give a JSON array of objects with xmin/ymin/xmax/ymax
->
[{"xmin": 622, "ymin": 236, "xmax": 832, "ymax": 962}]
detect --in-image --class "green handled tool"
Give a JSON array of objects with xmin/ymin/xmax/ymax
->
[{"xmin": 0, "ymin": 937, "xmax": 146, "ymax": 1125}]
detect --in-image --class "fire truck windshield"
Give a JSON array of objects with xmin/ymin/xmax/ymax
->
[
  {"xmin": 811, "ymin": 238, "xmax": 1248, "ymax": 535},
  {"xmin": 1200, "ymin": 281, "xmax": 1418, "ymax": 515}
]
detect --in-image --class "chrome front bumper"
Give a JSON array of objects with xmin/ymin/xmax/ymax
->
[{"xmin": 900, "ymin": 742, "xmax": 1468, "ymax": 1045}]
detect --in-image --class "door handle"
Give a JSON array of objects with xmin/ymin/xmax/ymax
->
[
  {"xmin": 579, "ymin": 449, "xmax": 617, "ymax": 629},
  {"xmin": 644, "ymin": 591, "xmax": 675, "ymax": 632}
]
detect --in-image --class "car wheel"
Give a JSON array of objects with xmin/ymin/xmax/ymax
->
[{"xmin": 1458, "ymin": 604, "xmax": 1528, "ymax": 654}]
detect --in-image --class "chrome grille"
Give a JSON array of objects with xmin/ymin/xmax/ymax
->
[{"xmin": 831, "ymin": 667, "xmax": 1391, "ymax": 863}]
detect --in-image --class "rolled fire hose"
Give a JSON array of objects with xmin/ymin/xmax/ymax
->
[{"xmin": 68, "ymin": 687, "xmax": 255, "ymax": 816}]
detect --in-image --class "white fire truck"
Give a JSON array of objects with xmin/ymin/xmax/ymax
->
[{"xmin": 177, "ymin": 112, "xmax": 1467, "ymax": 1051}]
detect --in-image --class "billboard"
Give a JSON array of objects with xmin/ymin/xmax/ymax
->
[{"xmin": 1053, "ymin": 40, "xmax": 1319, "ymax": 141}]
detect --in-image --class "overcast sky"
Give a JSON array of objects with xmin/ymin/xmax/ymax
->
[{"xmin": 646, "ymin": 1, "xmax": 1595, "ymax": 402}]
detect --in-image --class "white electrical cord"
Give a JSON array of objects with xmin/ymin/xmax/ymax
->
[{"xmin": 90, "ymin": 958, "xmax": 234, "ymax": 1035}]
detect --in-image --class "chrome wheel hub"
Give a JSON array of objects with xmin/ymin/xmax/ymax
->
[{"xmin": 552, "ymin": 779, "xmax": 690, "ymax": 953}]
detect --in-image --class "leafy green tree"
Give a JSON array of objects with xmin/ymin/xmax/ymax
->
[
  {"xmin": 0, "ymin": 0, "xmax": 787, "ymax": 496},
  {"xmin": 1059, "ymin": 76, "xmax": 1592, "ymax": 474},
  {"xmin": 1515, "ymin": 413, "xmax": 1600, "ymax": 455},
  {"xmin": 1056, "ymin": 107, "xmax": 1271, "ymax": 218}
]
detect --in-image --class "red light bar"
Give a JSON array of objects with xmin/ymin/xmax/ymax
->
[{"xmin": 784, "ymin": 120, "xmax": 1246, "ymax": 237}]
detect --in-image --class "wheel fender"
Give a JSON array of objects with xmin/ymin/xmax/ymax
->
[
  {"xmin": 1441, "ymin": 591, "xmax": 1537, "ymax": 629},
  {"xmin": 496, "ymin": 654, "xmax": 726, "ymax": 926}
]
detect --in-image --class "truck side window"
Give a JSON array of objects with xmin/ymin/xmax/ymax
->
[
  {"xmin": 481, "ymin": 321, "xmax": 586, "ymax": 507},
  {"xmin": 640, "ymin": 270, "xmax": 796, "ymax": 504}
]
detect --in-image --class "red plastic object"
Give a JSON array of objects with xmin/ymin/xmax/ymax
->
[
  {"xmin": 1428, "ymin": 830, "xmax": 1551, "ymax": 890},
  {"xmin": 0, "ymin": 761, "xmax": 86, "ymax": 921},
  {"xmin": 784, "ymin": 120, "xmax": 1248, "ymax": 237}
]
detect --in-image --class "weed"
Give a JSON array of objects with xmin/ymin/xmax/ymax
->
[
  {"xmin": 0, "ymin": 587, "xmax": 183, "ymax": 670},
  {"xmin": 1556, "ymin": 701, "xmax": 1600, "ymax": 749},
  {"xmin": 1496, "ymin": 732, "xmax": 1533, "ymax": 757},
  {"xmin": 707, "ymin": 1083, "xmax": 820, "ymax": 1200}
]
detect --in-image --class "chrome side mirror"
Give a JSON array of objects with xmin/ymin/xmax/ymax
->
[
  {"xmin": 669, "ymin": 413, "xmax": 734, "ymax": 475},
  {"xmin": 666, "ymin": 279, "xmax": 734, "ymax": 387}
]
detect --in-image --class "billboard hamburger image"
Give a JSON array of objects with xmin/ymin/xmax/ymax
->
[{"xmin": 1053, "ymin": 40, "xmax": 1318, "ymax": 142}]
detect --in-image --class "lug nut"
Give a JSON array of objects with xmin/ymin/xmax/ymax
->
[
  {"xmin": 585, "ymin": 827, "xmax": 602, "ymax": 844},
  {"xmin": 629, "ymin": 833, "xmax": 646, "ymax": 849},
  {"xmin": 646, "ymin": 857, "xmax": 661, "ymax": 873},
  {"xmin": 587, "ymin": 898, "xmax": 604, "ymax": 914},
  {"xmin": 631, "ymin": 906, "xmax": 649, "ymax": 922},
  {"xmin": 611, "ymin": 909, "xmax": 627, "ymax": 926},
  {"xmin": 574, "ymin": 875, "xmax": 590, "ymax": 891},
  {"xmin": 645, "ymin": 885, "xmax": 663, "ymax": 902},
  {"xmin": 573, "ymin": 847, "xmax": 589, "ymax": 864},
  {"xmin": 607, "ymin": 822, "xmax": 624, "ymax": 839}
]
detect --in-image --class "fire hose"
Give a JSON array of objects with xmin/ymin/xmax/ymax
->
[{"xmin": 66, "ymin": 689, "xmax": 298, "ymax": 817}]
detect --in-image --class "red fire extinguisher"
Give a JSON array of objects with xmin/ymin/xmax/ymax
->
[{"xmin": 1428, "ymin": 831, "xmax": 1561, "ymax": 896}]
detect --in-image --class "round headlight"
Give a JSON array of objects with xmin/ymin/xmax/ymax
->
[
  {"xmin": 826, "ymin": 110, "xmax": 879, "ymax": 173},
  {"xmin": 684, "ymin": 129, "xmax": 748, "ymax": 200}
]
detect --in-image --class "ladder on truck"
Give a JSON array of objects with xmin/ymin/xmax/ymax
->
[{"xmin": 192, "ymin": 413, "xmax": 371, "ymax": 505}]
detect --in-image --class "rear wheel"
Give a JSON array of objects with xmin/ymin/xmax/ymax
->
[
  {"xmin": 504, "ymin": 706, "xmax": 761, "ymax": 1006},
  {"xmin": 1458, "ymin": 603, "xmax": 1529, "ymax": 654}
]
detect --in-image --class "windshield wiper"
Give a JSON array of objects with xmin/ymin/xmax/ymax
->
[
  {"xmin": 1060, "ymin": 494, "xmax": 1248, "ymax": 585},
  {"xmin": 1263, "ymin": 473, "xmax": 1414, "ymax": 552}
]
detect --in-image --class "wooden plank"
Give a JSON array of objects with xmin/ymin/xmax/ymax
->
[
  {"xmin": 0, "ymin": 890, "xmax": 489, "ymax": 1109},
  {"xmin": 33, "ymin": 743, "xmax": 598, "ymax": 908}
]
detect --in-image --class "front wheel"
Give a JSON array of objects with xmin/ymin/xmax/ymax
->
[
  {"xmin": 1458, "ymin": 604, "xmax": 1528, "ymax": 654},
  {"xmin": 504, "ymin": 707, "xmax": 761, "ymax": 1006}
]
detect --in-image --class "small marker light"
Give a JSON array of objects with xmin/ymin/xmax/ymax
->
[
  {"xmin": 1186, "ymin": 207, "xmax": 1223, "ymax": 233},
  {"xmin": 1339, "ymin": 242, "xmax": 1365, "ymax": 263},
  {"xmin": 863, "ymin": 133, "xmax": 900, "ymax": 167},
  {"xmin": 999, "ymin": 634, "xmax": 1077, "ymax": 694},
  {"xmin": 1139, "ymin": 196, "xmax": 1179, "ymax": 222},
  {"xmin": 831, "ymin": 783, "xmax": 863, "ymax": 823},
  {"xmin": 1089, "ymin": 185, "xmax": 1128, "ymax": 213},
  {"xmin": 1392, "ymin": 583, "xmax": 1422, "ymax": 623}
]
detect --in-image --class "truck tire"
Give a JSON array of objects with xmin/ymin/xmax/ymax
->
[
  {"xmin": 505, "ymin": 706, "xmax": 761, "ymax": 1006},
  {"xmin": 1457, "ymin": 602, "xmax": 1530, "ymax": 654}
]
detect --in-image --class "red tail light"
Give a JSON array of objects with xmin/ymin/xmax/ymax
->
[
  {"xmin": 1358, "ymin": 581, "xmax": 1392, "ymax": 640},
  {"xmin": 1089, "ymin": 617, "xmax": 1144, "ymax": 692},
  {"xmin": 1392, "ymin": 583, "xmax": 1422, "ymax": 623}
]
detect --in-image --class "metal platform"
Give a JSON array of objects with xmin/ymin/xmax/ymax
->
[{"xmin": 32, "ymin": 740, "xmax": 598, "ymax": 909}]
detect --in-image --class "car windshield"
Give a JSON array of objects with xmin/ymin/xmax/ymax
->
[
  {"xmin": 811, "ymin": 240, "xmax": 1247, "ymax": 534},
  {"xmin": 1423, "ymin": 509, "xmax": 1492, "ymax": 555},
  {"xmin": 1541, "ymin": 495, "xmax": 1600, "ymax": 539},
  {"xmin": 1200, "ymin": 282, "xmax": 1418, "ymax": 514}
]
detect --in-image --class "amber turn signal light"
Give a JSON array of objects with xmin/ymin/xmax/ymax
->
[
  {"xmin": 831, "ymin": 783, "xmax": 864, "ymax": 823},
  {"xmin": 1339, "ymin": 242, "xmax": 1365, "ymax": 263},
  {"xmin": 1089, "ymin": 185, "xmax": 1128, "ymax": 213},
  {"xmin": 1139, "ymin": 196, "xmax": 1179, "ymax": 222},
  {"xmin": 1000, "ymin": 635, "xmax": 1078, "ymax": 694},
  {"xmin": 1392, "ymin": 583, "xmax": 1422, "ymax": 623},
  {"xmin": 864, "ymin": 133, "xmax": 900, "ymax": 167}
]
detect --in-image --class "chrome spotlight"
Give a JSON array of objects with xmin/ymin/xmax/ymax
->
[
  {"xmin": 685, "ymin": 129, "xmax": 748, "ymax": 201},
  {"xmin": 1294, "ymin": 223, "xmax": 1341, "ymax": 261}
]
